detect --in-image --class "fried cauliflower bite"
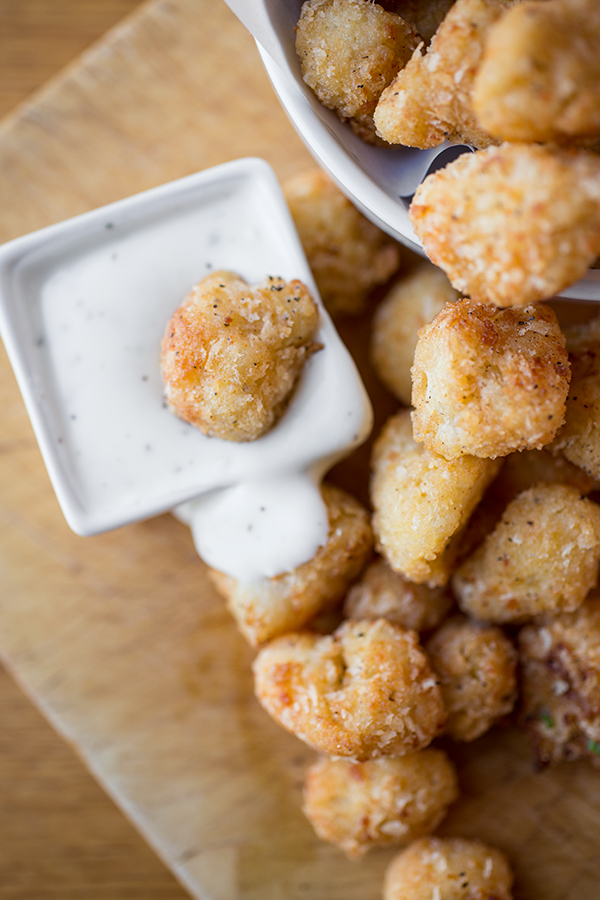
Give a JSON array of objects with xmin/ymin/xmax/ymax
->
[
  {"xmin": 370, "ymin": 263, "xmax": 459, "ymax": 406},
  {"xmin": 425, "ymin": 614, "xmax": 517, "ymax": 741},
  {"xmin": 252, "ymin": 618, "xmax": 446, "ymax": 759},
  {"xmin": 295, "ymin": 0, "xmax": 420, "ymax": 144},
  {"xmin": 344, "ymin": 557, "xmax": 453, "ymax": 631},
  {"xmin": 161, "ymin": 271, "xmax": 320, "ymax": 442},
  {"xmin": 472, "ymin": 0, "xmax": 600, "ymax": 145},
  {"xmin": 374, "ymin": 0, "xmax": 506, "ymax": 149},
  {"xmin": 411, "ymin": 299, "xmax": 570, "ymax": 460},
  {"xmin": 208, "ymin": 484, "xmax": 372, "ymax": 646},
  {"xmin": 371, "ymin": 410, "xmax": 501, "ymax": 585},
  {"xmin": 552, "ymin": 315, "xmax": 600, "ymax": 481},
  {"xmin": 453, "ymin": 483, "xmax": 600, "ymax": 624},
  {"xmin": 302, "ymin": 749, "xmax": 458, "ymax": 858},
  {"xmin": 383, "ymin": 837, "xmax": 514, "ymax": 900},
  {"xmin": 283, "ymin": 169, "xmax": 401, "ymax": 316},
  {"xmin": 519, "ymin": 595, "xmax": 600, "ymax": 768},
  {"xmin": 409, "ymin": 143, "xmax": 600, "ymax": 308}
]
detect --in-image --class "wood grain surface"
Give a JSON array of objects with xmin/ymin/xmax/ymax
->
[
  {"xmin": 1, "ymin": 2, "xmax": 600, "ymax": 900},
  {"xmin": 0, "ymin": 2, "xmax": 186, "ymax": 896}
]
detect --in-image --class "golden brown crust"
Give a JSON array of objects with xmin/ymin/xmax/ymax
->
[
  {"xmin": 473, "ymin": 0, "xmax": 600, "ymax": 145},
  {"xmin": 370, "ymin": 262, "xmax": 459, "ymax": 406},
  {"xmin": 296, "ymin": 0, "xmax": 420, "ymax": 142},
  {"xmin": 161, "ymin": 271, "xmax": 320, "ymax": 442},
  {"xmin": 453, "ymin": 483, "xmax": 600, "ymax": 623},
  {"xmin": 518, "ymin": 595, "xmax": 600, "ymax": 768},
  {"xmin": 283, "ymin": 168, "xmax": 401, "ymax": 316},
  {"xmin": 252, "ymin": 618, "xmax": 446, "ymax": 759},
  {"xmin": 383, "ymin": 836, "xmax": 514, "ymax": 900},
  {"xmin": 303, "ymin": 750, "xmax": 458, "ymax": 857},
  {"xmin": 374, "ymin": 0, "xmax": 505, "ymax": 148},
  {"xmin": 371, "ymin": 409, "xmax": 500, "ymax": 585},
  {"xmin": 425, "ymin": 614, "xmax": 517, "ymax": 741},
  {"xmin": 411, "ymin": 299, "xmax": 570, "ymax": 459},
  {"xmin": 209, "ymin": 484, "xmax": 373, "ymax": 646},
  {"xmin": 409, "ymin": 143, "xmax": 600, "ymax": 308},
  {"xmin": 344, "ymin": 557, "xmax": 453, "ymax": 631},
  {"xmin": 552, "ymin": 314, "xmax": 600, "ymax": 480}
]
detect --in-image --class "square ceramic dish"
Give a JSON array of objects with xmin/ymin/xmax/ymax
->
[{"xmin": 0, "ymin": 158, "xmax": 370, "ymax": 538}]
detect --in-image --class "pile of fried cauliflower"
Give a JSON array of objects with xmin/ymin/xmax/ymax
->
[
  {"xmin": 296, "ymin": 0, "xmax": 600, "ymax": 308},
  {"xmin": 161, "ymin": 158, "xmax": 600, "ymax": 896},
  {"xmin": 162, "ymin": 1, "xmax": 600, "ymax": 890}
]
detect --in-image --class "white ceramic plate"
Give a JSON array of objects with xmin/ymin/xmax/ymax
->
[{"xmin": 0, "ymin": 158, "xmax": 371, "ymax": 539}]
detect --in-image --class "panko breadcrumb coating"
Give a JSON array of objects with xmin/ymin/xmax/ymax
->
[
  {"xmin": 383, "ymin": 836, "xmax": 514, "ymax": 900},
  {"xmin": 370, "ymin": 263, "xmax": 459, "ymax": 406},
  {"xmin": 453, "ymin": 483, "xmax": 600, "ymax": 623},
  {"xmin": 409, "ymin": 143, "xmax": 600, "ymax": 308},
  {"xmin": 161, "ymin": 271, "xmax": 320, "ymax": 442},
  {"xmin": 411, "ymin": 299, "xmax": 570, "ymax": 459},
  {"xmin": 252, "ymin": 618, "xmax": 446, "ymax": 759},
  {"xmin": 426, "ymin": 614, "xmax": 517, "ymax": 741},
  {"xmin": 519, "ymin": 595, "xmax": 600, "ymax": 768},
  {"xmin": 374, "ymin": 0, "xmax": 506, "ymax": 148},
  {"xmin": 344, "ymin": 557, "xmax": 453, "ymax": 631},
  {"xmin": 295, "ymin": 0, "xmax": 420, "ymax": 143},
  {"xmin": 371, "ymin": 409, "xmax": 500, "ymax": 585},
  {"xmin": 208, "ymin": 483, "xmax": 372, "ymax": 646},
  {"xmin": 303, "ymin": 750, "xmax": 458, "ymax": 858},
  {"xmin": 472, "ymin": 0, "xmax": 600, "ymax": 145},
  {"xmin": 283, "ymin": 169, "xmax": 401, "ymax": 316},
  {"xmin": 552, "ymin": 314, "xmax": 600, "ymax": 481}
]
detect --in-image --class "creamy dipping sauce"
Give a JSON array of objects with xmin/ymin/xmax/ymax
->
[{"xmin": 0, "ymin": 160, "xmax": 372, "ymax": 580}]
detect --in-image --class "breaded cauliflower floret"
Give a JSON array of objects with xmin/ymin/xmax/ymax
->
[
  {"xmin": 383, "ymin": 836, "xmax": 514, "ymax": 900},
  {"xmin": 283, "ymin": 169, "xmax": 401, "ymax": 316},
  {"xmin": 519, "ymin": 595, "xmax": 600, "ymax": 768},
  {"xmin": 425, "ymin": 614, "xmax": 517, "ymax": 741},
  {"xmin": 252, "ymin": 618, "xmax": 446, "ymax": 759},
  {"xmin": 453, "ymin": 483, "xmax": 600, "ymax": 623},
  {"xmin": 411, "ymin": 299, "xmax": 570, "ymax": 459},
  {"xmin": 370, "ymin": 263, "xmax": 459, "ymax": 406},
  {"xmin": 472, "ymin": 0, "xmax": 600, "ymax": 145},
  {"xmin": 344, "ymin": 557, "xmax": 453, "ymax": 631},
  {"xmin": 161, "ymin": 271, "xmax": 320, "ymax": 442},
  {"xmin": 303, "ymin": 749, "xmax": 458, "ymax": 858},
  {"xmin": 374, "ymin": 0, "xmax": 506, "ymax": 148},
  {"xmin": 409, "ymin": 143, "xmax": 600, "ymax": 308},
  {"xmin": 552, "ymin": 314, "xmax": 600, "ymax": 481},
  {"xmin": 371, "ymin": 410, "xmax": 500, "ymax": 585},
  {"xmin": 296, "ymin": 0, "xmax": 420, "ymax": 143},
  {"xmin": 209, "ymin": 483, "xmax": 372, "ymax": 646}
]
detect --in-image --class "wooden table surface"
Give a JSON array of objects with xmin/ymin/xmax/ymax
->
[
  {"xmin": 0, "ymin": 4, "xmax": 188, "ymax": 896},
  {"xmin": 3, "ymin": 4, "xmax": 600, "ymax": 900}
]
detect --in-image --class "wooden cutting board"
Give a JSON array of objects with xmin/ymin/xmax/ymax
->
[{"xmin": 1, "ymin": 2, "xmax": 600, "ymax": 898}]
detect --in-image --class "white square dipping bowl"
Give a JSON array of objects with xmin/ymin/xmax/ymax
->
[{"xmin": 0, "ymin": 158, "xmax": 371, "ymax": 539}]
